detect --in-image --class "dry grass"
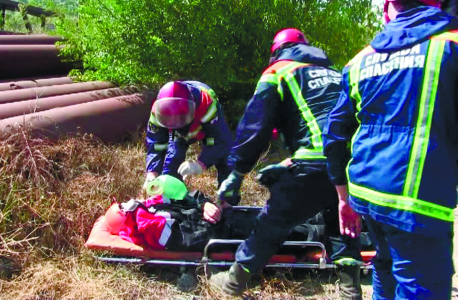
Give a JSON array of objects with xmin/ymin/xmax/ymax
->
[{"xmin": 0, "ymin": 126, "xmax": 375, "ymax": 299}]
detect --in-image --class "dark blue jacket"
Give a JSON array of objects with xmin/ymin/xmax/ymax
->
[
  {"xmin": 323, "ymin": 7, "xmax": 458, "ymax": 237},
  {"xmin": 146, "ymin": 81, "xmax": 232, "ymax": 177},
  {"xmin": 229, "ymin": 44, "xmax": 341, "ymax": 174}
]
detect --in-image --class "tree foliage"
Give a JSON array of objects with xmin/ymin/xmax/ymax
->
[
  {"xmin": 57, "ymin": 0, "xmax": 381, "ymax": 124},
  {"xmin": 0, "ymin": 0, "xmax": 77, "ymax": 34}
]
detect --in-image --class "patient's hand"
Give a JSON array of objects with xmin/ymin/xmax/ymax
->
[{"xmin": 203, "ymin": 202, "xmax": 222, "ymax": 224}]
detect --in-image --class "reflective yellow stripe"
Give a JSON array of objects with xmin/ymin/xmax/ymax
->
[
  {"xmin": 284, "ymin": 72, "xmax": 323, "ymax": 148},
  {"xmin": 200, "ymin": 100, "xmax": 217, "ymax": 123},
  {"xmin": 206, "ymin": 137, "xmax": 215, "ymax": 146},
  {"xmin": 349, "ymin": 181, "xmax": 454, "ymax": 222},
  {"xmin": 153, "ymin": 143, "xmax": 168, "ymax": 151},
  {"xmin": 346, "ymin": 49, "xmax": 365, "ymax": 174},
  {"xmin": 349, "ymin": 57, "xmax": 364, "ymax": 111},
  {"xmin": 347, "ymin": 46, "xmax": 374, "ymax": 111},
  {"xmin": 346, "ymin": 46, "xmax": 374, "ymax": 67},
  {"xmin": 186, "ymin": 126, "xmax": 202, "ymax": 139},
  {"xmin": 293, "ymin": 147, "xmax": 326, "ymax": 160},
  {"xmin": 274, "ymin": 62, "xmax": 324, "ymax": 157},
  {"xmin": 149, "ymin": 112, "xmax": 160, "ymax": 127},
  {"xmin": 258, "ymin": 73, "xmax": 278, "ymax": 85},
  {"xmin": 198, "ymin": 86, "xmax": 219, "ymax": 123},
  {"xmin": 262, "ymin": 61, "xmax": 326, "ymax": 159},
  {"xmin": 404, "ymin": 39, "xmax": 445, "ymax": 198},
  {"xmin": 201, "ymin": 86, "xmax": 218, "ymax": 101},
  {"xmin": 334, "ymin": 258, "xmax": 364, "ymax": 266},
  {"xmin": 432, "ymin": 31, "xmax": 458, "ymax": 44},
  {"xmin": 257, "ymin": 73, "xmax": 284, "ymax": 101}
]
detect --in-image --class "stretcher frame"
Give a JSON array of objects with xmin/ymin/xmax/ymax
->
[{"xmin": 87, "ymin": 206, "xmax": 374, "ymax": 271}]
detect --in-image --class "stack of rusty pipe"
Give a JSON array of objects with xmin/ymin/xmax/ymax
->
[
  {"xmin": 0, "ymin": 34, "xmax": 151, "ymax": 142},
  {"xmin": 0, "ymin": 34, "xmax": 71, "ymax": 80}
]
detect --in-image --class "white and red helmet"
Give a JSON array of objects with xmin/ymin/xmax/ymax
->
[
  {"xmin": 384, "ymin": 0, "xmax": 442, "ymax": 23},
  {"xmin": 152, "ymin": 81, "xmax": 196, "ymax": 129}
]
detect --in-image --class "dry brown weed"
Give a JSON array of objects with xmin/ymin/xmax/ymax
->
[{"xmin": 0, "ymin": 127, "xmax": 374, "ymax": 299}]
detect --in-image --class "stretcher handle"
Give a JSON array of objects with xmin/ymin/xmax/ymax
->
[
  {"xmin": 231, "ymin": 206, "xmax": 262, "ymax": 211},
  {"xmin": 202, "ymin": 239, "xmax": 328, "ymax": 269}
]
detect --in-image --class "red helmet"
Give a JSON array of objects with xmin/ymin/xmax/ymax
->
[
  {"xmin": 387, "ymin": 0, "xmax": 441, "ymax": 6},
  {"xmin": 384, "ymin": 0, "xmax": 441, "ymax": 23},
  {"xmin": 271, "ymin": 28, "xmax": 309, "ymax": 54},
  {"xmin": 153, "ymin": 81, "xmax": 196, "ymax": 129}
]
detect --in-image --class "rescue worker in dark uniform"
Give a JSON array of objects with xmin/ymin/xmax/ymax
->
[
  {"xmin": 323, "ymin": 1, "xmax": 458, "ymax": 298},
  {"xmin": 144, "ymin": 81, "xmax": 234, "ymax": 197},
  {"xmin": 210, "ymin": 28, "xmax": 363, "ymax": 299}
]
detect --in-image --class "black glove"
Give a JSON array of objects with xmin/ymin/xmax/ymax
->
[
  {"xmin": 218, "ymin": 171, "xmax": 244, "ymax": 203},
  {"xmin": 256, "ymin": 163, "xmax": 289, "ymax": 188}
]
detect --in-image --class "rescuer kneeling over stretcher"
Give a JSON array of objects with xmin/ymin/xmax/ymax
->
[
  {"xmin": 144, "ymin": 81, "xmax": 234, "ymax": 201},
  {"xmin": 210, "ymin": 28, "xmax": 363, "ymax": 299}
]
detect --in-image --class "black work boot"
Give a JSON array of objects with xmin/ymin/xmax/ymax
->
[
  {"xmin": 209, "ymin": 262, "xmax": 251, "ymax": 296},
  {"xmin": 336, "ymin": 264, "xmax": 363, "ymax": 300}
]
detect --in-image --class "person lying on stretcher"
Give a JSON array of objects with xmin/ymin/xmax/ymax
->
[
  {"xmin": 104, "ymin": 174, "xmax": 232, "ymax": 251},
  {"xmin": 103, "ymin": 174, "xmax": 372, "ymax": 255}
]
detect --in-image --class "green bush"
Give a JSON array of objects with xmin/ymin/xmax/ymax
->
[{"xmin": 56, "ymin": 0, "xmax": 381, "ymax": 125}]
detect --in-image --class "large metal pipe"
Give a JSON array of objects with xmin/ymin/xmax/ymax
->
[
  {"xmin": 0, "ymin": 31, "xmax": 22, "ymax": 35},
  {"xmin": 0, "ymin": 35, "xmax": 63, "ymax": 45},
  {"xmin": 0, "ymin": 87, "xmax": 138, "ymax": 119},
  {"xmin": 0, "ymin": 81, "xmax": 114, "ymax": 104},
  {"xmin": 0, "ymin": 45, "xmax": 71, "ymax": 80},
  {"xmin": 0, "ymin": 75, "xmax": 68, "ymax": 83},
  {"xmin": 0, "ymin": 77, "xmax": 73, "ymax": 91},
  {"xmin": 0, "ymin": 94, "xmax": 152, "ymax": 142}
]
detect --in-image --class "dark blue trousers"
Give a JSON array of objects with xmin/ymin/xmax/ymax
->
[
  {"xmin": 365, "ymin": 215, "xmax": 453, "ymax": 300},
  {"xmin": 235, "ymin": 165, "xmax": 360, "ymax": 273}
]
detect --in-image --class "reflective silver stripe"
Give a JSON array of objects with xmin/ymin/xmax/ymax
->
[
  {"xmin": 153, "ymin": 143, "xmax": 168, "ymax": 151},
  {"xmin": 155, "ymin": 211, "xmax": 174, "ymax": 246}
]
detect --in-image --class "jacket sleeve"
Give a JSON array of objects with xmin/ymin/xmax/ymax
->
[
  {"xmin": 146, "ymin": 121, "xmax": 169, "ymax": 174},
  {"xmin": 323, "ymin": 66, "xmax": 359, "ymax": 185},
  {"xmin": 161, "ymin": 133, "xmax": 188, "ymax": 178},
  {"xmin": 229, "ymin": 76, "xmax": 280, "ymax": 174},
  {"xmin": 198, "ymin": 103, "xmax": 233, "ymax": 168}
]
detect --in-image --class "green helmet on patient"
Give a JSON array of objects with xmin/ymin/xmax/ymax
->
[{"xmin": 145, "ymin": 175, "xmax": 188, "ymax": 200}]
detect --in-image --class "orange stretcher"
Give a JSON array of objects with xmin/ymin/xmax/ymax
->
[{"xmin": 86, "ymin": 206, "xmax": 375, "ymax": 270}]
